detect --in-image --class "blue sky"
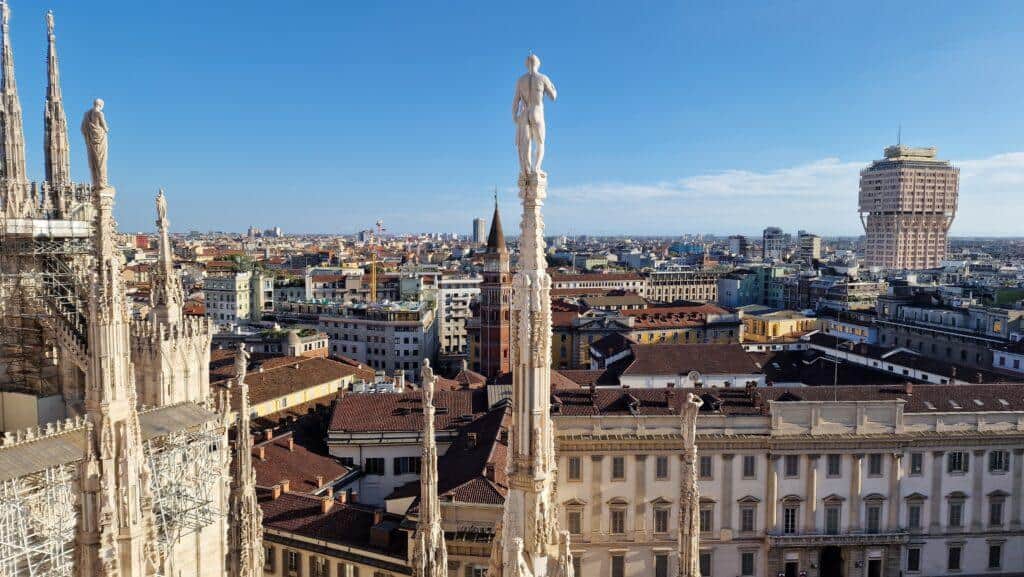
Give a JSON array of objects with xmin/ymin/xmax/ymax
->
[{"xmin": 14, "ymin": 1, "xmax": 1024, "ymax": 236}]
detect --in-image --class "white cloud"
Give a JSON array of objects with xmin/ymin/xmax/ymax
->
[{"xmin": 545, "ymin": 152, "xmax": 1024, "ymax": 236}]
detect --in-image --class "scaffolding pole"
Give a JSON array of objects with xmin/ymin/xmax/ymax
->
[{"xmin": 0, "ymin": 463, "xmax": 77, "ymax": 577}]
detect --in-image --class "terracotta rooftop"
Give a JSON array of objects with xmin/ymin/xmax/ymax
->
[
  {"xmin": 329, "ymin": 388, "xmax": 490, "ymax": 433},
  {"xmin": 252, "ymin": 430, "xmax": 351, "ymax": 493},
  {"xmin": 212, "ymin": 354, "xmax": 367, "ymax": 410},
  {"xmin": 390, "ymin": 404, "xmax": 510, "ymax": 506},
  {"xmin": 260, "ymin": 493, "xmax": 407, "ymax": 563},
  {"xmin": 622, "ymin": 343, "xmax": 762, "ymax": 377}
]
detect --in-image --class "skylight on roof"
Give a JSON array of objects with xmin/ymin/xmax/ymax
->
[
  {"xmin": 948, "ymin": 400, "xmax": 961, "ymax": 409},
  {"xmin": 973, "ymin": 399, "xmax": 984, "ymax": 407},
  {"xmin": 923, "ymin": 401, "xmax": 936, "ymax": 410},
  {"xmin": 998, "ymin": 399, "xmax": 1010, "ymax": 407}
]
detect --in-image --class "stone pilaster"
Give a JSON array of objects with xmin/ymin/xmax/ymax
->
[
  {"xmin": 849, "ymin": 454, "xmax": 862, "ymax": 531},
  {"xmin": 929, "ymin": 451, "xmax": 944, "ymax": 533},
  {"xmin": 1012, "ymin": 449, "xmax": 1023, "ymax": 529},
  {"xmin": 971, "ymin": 449, "xmax": 985, "ymax": 531},
  {"xmin": 766, "ymin": 455, "xmax": 779, "ymax": 531},
  {"xmin": 721, "ymin": 454, "xmax": 734, "ymax": 532},
  {"xmin": 805, "ymin": 455, "xmax": 818, "ymax": 533},
  {"xmin": 887, "ymin": 453, "xmax": 902, "ymax": 530}
]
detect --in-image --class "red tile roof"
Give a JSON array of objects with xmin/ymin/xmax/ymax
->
[
  {"xmin": 329, "ymin": 389, "xmax": 489, "ymax": 433},
  {"xmin": 252, "ymin": 431, "xmax": 351, "ymax": 493},
  {"xmin": 622, "ymin": 344, "xmax": 762, "ymax": 377}
]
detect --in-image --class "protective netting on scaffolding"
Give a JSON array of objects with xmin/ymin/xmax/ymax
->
[
  {"xmin": 146, "ymin": 424, "xmax": 225, "ymax": 550},
  {"xmin": 0, "ymin": 463, "xmax": 77, "ymax": 577}
]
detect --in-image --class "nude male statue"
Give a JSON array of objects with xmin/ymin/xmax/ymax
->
[{"xmin": 513, "ymin": 54, "xmax": 557, "ymax": 175}]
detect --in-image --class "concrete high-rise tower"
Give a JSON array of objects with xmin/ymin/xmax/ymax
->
[
  {"xmin": 859, "ymin": 145, "xmax": 959, "ymax": 269},
  {"xmin": 472, "ymin": 216, "xmax": 486, "ymax": 245}
]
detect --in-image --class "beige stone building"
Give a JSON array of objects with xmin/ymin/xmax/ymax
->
[{"xmin": 859, "ymin": 146, "xmax": 959, "ymax": 270}]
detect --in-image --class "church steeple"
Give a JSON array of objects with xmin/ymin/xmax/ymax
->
[
  {"xmin": 485, "ymin": 196, "xmax": 507, "ymax": 256},
  {"xmin": 227, "ymin": 343, "xmax": 264, "ymax": 577},
  {"xmin": 44, "ymin": 10, "xmax": 71, "ymax": 188},
  {"xmin": 412, "ymin": 362, "xmax": 447, "ymax": 577},
  {"xmin": 0, "ymin": 0, "xmax": 29, "ymax": 217}
]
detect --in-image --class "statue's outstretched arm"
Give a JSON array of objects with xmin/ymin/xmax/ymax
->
[{"xmin": 546, "ymin": 77, "xmax": 558, "ymax": 102}]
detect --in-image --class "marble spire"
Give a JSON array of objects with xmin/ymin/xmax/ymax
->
[
  {"xmin": 494, "ymin": 54, "xmax": 572, "ymax": 577},
  {"xmin": 79, "ymin": 101, "xmax": 163, "ymax": 577},
  {"xmin": 677, "ymin": 393, "xmax": 703, "ymax": 577},
  {"xmin": 412, "ymin": 361, "xmax": 448, "ymax": 577},
  {"xmin": 228, "ymin": 343, "xmax": 265, "ymax": 577},
  {"xmin": 0, "ymin": 0, "xmax": 29, "ymax": 217},
  {"xmin": 149, "ymin": 189, "xmax": 183, "ymax": 324},
  {"xmin": 44, "ymin": 10, "xmax": 71, "ymax": 189}
]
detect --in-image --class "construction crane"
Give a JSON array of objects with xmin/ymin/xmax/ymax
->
[{"xmin": 370, "ymin": 219, "xmax": 385, "ymax": 302}]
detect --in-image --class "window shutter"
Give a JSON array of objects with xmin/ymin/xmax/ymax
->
[
  {"xmin": 394, "ymin": 457, "xmax": 401, "ymax": 474},
  {"xmin": 964, "ymin": 452, "xmax": 969, "ymax": 472}
]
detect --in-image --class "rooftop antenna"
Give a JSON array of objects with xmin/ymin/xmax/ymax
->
[
  {"xmin": 897, "ymin": 123, "xmax": 902, "ymax": 146},
  {"xmin": 493, "ymin": 185, "xmax": 498, "ymax": 207}
]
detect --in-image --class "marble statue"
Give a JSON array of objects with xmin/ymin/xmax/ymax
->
[
  {"xmin": 156, "ymin": 189, "xmax": 167, "ymax": 224},
  {"xmin": 513, "ymin": 54, "xmax": 557, "ymax": 175},
  {"xmin": 81, "ymin": 98, "xmax": 109, "ymax": 188},
  {"xmin": 235, "ymin": 343, "xmax": 249, "ymax": 383}
]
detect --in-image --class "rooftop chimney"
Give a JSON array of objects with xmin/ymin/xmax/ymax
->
[
  {"xmin": 904, "ymin": 383, "xmax": 914, "ymax": 395},
  {"xmin": 349, "ymin": 490, "xmax": 358, "ymax": 503},
  {"xmin": 257, "ymin": 446, "xmax": 266, "ymax": 461},
  {"xmin": 467, "ymin": 432, "xmax": 478, "ymax": 448},
  {"xmin": 315, "ymin": 474, "xmax": 325, "ymax": 488},
  {"xmin": 280, "ymin": 479, "xmax": 290, "ymax": 493},
  {"xmin": 321, "ymin": 496, "xmax": 334, "ymax": 514},
  {"xmin": 264, "ymin": 428, "xmax": 274, "ymax": 441},
  {"xmin": 337, "ymin": 492, "xmax": 348, "ymax": 505},
  {"xmin": 373, "ymin": 509, "xmax": 384, "ymax": 525},
  {"xmin": 272, "ymin": 484, "xmax": 282, "ymax": 500},
  {"xmin": 485, "ymin": 463, "xmax": 495, "ymax": 481},
  {"xmin": 287, "ymin": 438, "xmax": 295, "ymax": 452}
]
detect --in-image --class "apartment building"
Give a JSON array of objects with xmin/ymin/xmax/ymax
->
[
  {"xmin": 436, "ymin": 275, "xmax": 481, "ymax": 357},
  {"xmin": 204, "ymin": 270, "xmax": 252, "ymax": 328}
]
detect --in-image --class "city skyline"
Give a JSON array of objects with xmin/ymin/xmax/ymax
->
[{"xmin": 10, "ymin": 0, "xmax": 1024, "ymax": 235}]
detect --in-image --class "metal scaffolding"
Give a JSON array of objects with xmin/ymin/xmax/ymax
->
[
  {"xmin": 146, "ymin": 424, "xmax": 226, "ymax": 551},
  {"xmin": 0, "ymin": 216, "xmax": 94, "ymax": 397},
  {"xmin": 0, "ymin": 463, "xmax": 77, "ymax": 577}
]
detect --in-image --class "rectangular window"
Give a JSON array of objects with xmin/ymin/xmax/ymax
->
[
  {"xmin": 947, "ymin": 451, "xmax": 968, "ymax": 474},
  {"xmin": 825, "ymin": 506, "xmax": 841, "ymax": 534},
  {"xmin": 656, "ymin": 456, "xmax": 669, "ymax": 480},
  {"xmin": 392, "ymin": 456, "xmax": 420, "ymax": 475},
  {"xmin": 309, "ymin": 557, "xmax": 327, "ymax": 577},
  {"xmin": 908, "ymin": 504, "xmax": 922, "ymax": 529},
  {"xmin": 742, "ymin": 455, "xmax": 756, "ymax": 478},
  {"xmin": 866, "ymin": 505, "xmax": 881, "ymax": 533},
  {"xmin": 909, "ymin": 452, "xmax": 923, "ymax": 476},
  {"xmin": 740, "ymin": 506, "xmax": 756, "ymax": 532},
  {"xmin": 611, "ymin": 555, "xmax": 625, "ymax": 577},
  {"xmin": 699, "ymin": 507, "xmax": 713, "ymax": 533},
  {"xmin": 741, "ymin": 552, "xmax": 755, "ymax": 577},
  {"xmin": 654, "ymin": 508, "xmax": 669, "ymax": 533},
  {"xmin": 826, "ymin": 454, "xmax": 841, "ymax": 477},
  {"xmin": 699, "ymin": 455, "xmax": 713, "ymax": 479},
  {"xmin": 610, "ymin": 509, "xmax": 625, "ymax": 534},
  {"xmin": 868, "ymin": 454, "xmax": 883, "ymax": 476},
  {"xmin": 907, "ymin": 548, "xmax": 921, "ymax": 572},
  {"xmin": 567, "ymin": 457, "xmax": 582, "ymax": 481},
  {"xmin": 655, "ymin": 554, "xmax": 669, "ymax": 577},
  {"xmin": 783, "ymin": 506, "xmax": 798, "ymax": 534},
  {"xmin": 948, "ymin": 545, "xmax": 962, "ymax": 571},
  {"xmin": 264, "ymin": 546, "xmax": 275, "ymax": 572},
  {"xmin": 568, "ymin": 511, "xmax": 582, "ymax": 535},
  {"xmin": 989, "ymin": 544, "xmax": 1003, "ymax": 569},
  {"xmin": 990, "ymin": 501, "xmax": 1004, "ymax": 526},
  {"xmin": 286, "ymin": 551, "xmax": 300, "ymax": 576},
  {"xmin": 784, "ymin": 455, "xmax": 799, "ymax": 477},
  {"xmin": 699, "ymin": 552, "xmax": 712, "ymax": 577},
  {"xmin": 611, "ymin": 457, "xmax": 625, "ymax": 480},
  {"xmin": 364, "ymin": 457, "xmax": 385, "ymax": 476},
  {"xmin": 989, "ymin": 450, "xmax": 1009, "ymax": 473},
  {"xmin": 949, "ymin": 502, "xmax": 963, "ymax": 528}
]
